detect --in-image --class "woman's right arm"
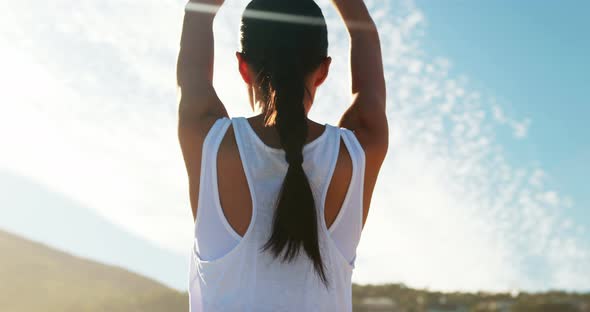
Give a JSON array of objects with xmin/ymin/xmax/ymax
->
[
  {"xmin": 331, "ymin": 0, "xmax": 388, "ymax": 228},
  {"xmin": 332, "ymin": 0, "xmax": 388, "ymax": 157}
]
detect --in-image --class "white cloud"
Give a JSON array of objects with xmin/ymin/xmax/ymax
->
[
  {"xmin": 529, "ymin": 169, "xmax": 546, "ymax": 187},
  {"xmin": 492, "ymin": 105, "xmax": 508, "ymax": 123},
  {"xmin": 537, "ymin": 191, "xmax": 560, "ymax": 206},
  {"xmin": 1, "ymin": 0, "xmax": 588, "ymax": 292},
  {"xmin": 512, "ymin": 118, "xmax": 531, "ymax": 138},
  {"xmin": 491, "ymin": 104, "xmax": 531, "ymax": 139}
]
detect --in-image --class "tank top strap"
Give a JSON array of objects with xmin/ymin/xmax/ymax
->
[
  {"xmin": 325, "ymin": 128, "xmax": 366, "ymax": 268},
  {"xmin": 229, "ymin": 117, "xmax": 261, "ymax": 216},
  {"xmin": 194, "ymin": 117, "xmax": 240, "ymax": 261},
  {"xmin": 339, "ymin": 128, "xmax": 366, "ymax": 228}
]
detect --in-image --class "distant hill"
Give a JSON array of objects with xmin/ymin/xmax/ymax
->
[
  {"xmin": 352, "ymin": 283, "xmax": 590, "ymax": 312},
  {"xmin": 0, "ymin": 229, "xmax": 188, "ymax": 312},
  {"xmin": 0, "ymin": 170, "xmax": 187, "ymax": 289}
]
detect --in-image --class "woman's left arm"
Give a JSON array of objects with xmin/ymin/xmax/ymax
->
[{"xmin": 177, "ymin": 0, "xmax": 228, "ymax": 132}]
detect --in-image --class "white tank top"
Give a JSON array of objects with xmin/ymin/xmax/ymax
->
[{"xmin": 188, "ymin": 116, "xmax": 366, "ymax": 312}]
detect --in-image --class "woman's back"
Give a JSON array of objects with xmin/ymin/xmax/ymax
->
[{"xmin": 189, "ymin": 116, "xmax": 365, "ymax": 311}]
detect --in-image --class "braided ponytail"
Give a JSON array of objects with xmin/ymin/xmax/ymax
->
[
  {"xmin": 239, "ymin": 0, "xmax": 330, "ymax": 287},
  {"xmin": 263, "ymin": 55, "xmax": 329, "ymax": 286}
]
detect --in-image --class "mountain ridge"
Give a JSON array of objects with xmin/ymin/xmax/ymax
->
[
  {"xmin": 0, "ymin": 169, "xmax": 188, "ymax": 290},
  {"xmin": 0, "ymin": 228, "xmax": 188, "ymax": 312}
]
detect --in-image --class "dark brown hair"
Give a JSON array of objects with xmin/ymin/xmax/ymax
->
[{"xmin": 239, "ymin": 0, "xmax": 330, "ymax": 287}]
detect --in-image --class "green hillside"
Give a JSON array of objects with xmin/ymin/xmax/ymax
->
[
  {"xmin": 0, "ymin": 229, "xmax": 188, "ymax": 312},
  {"xmin": 352, "ymin": 283, "xmax": 590, "ymax": 312}
]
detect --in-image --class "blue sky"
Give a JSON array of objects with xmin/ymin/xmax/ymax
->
[
  {"xmin": 416, "ymin": 0, "xmax": 590, "ymax": 229},
  {"xmin": 0, "ymin": 0, "xmax": 588, "ymax": 292}
]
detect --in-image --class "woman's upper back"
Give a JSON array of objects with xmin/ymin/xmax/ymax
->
[{"xmin": 188, "ymin": 116, "xmax": 366, "ymax": 311}]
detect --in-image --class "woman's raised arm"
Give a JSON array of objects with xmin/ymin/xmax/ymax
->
[
  {"xmin": 177, "ymin": 0, "xmax": 229, "ymax": 133},
  {"xmin": 331, "ymin": 0, "xmax": 388, "ymax": 157}
]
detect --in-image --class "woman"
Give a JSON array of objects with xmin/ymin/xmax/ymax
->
[{"xmin": 177, "ymin": 0, "xmax": 387, "ymax": 310}]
